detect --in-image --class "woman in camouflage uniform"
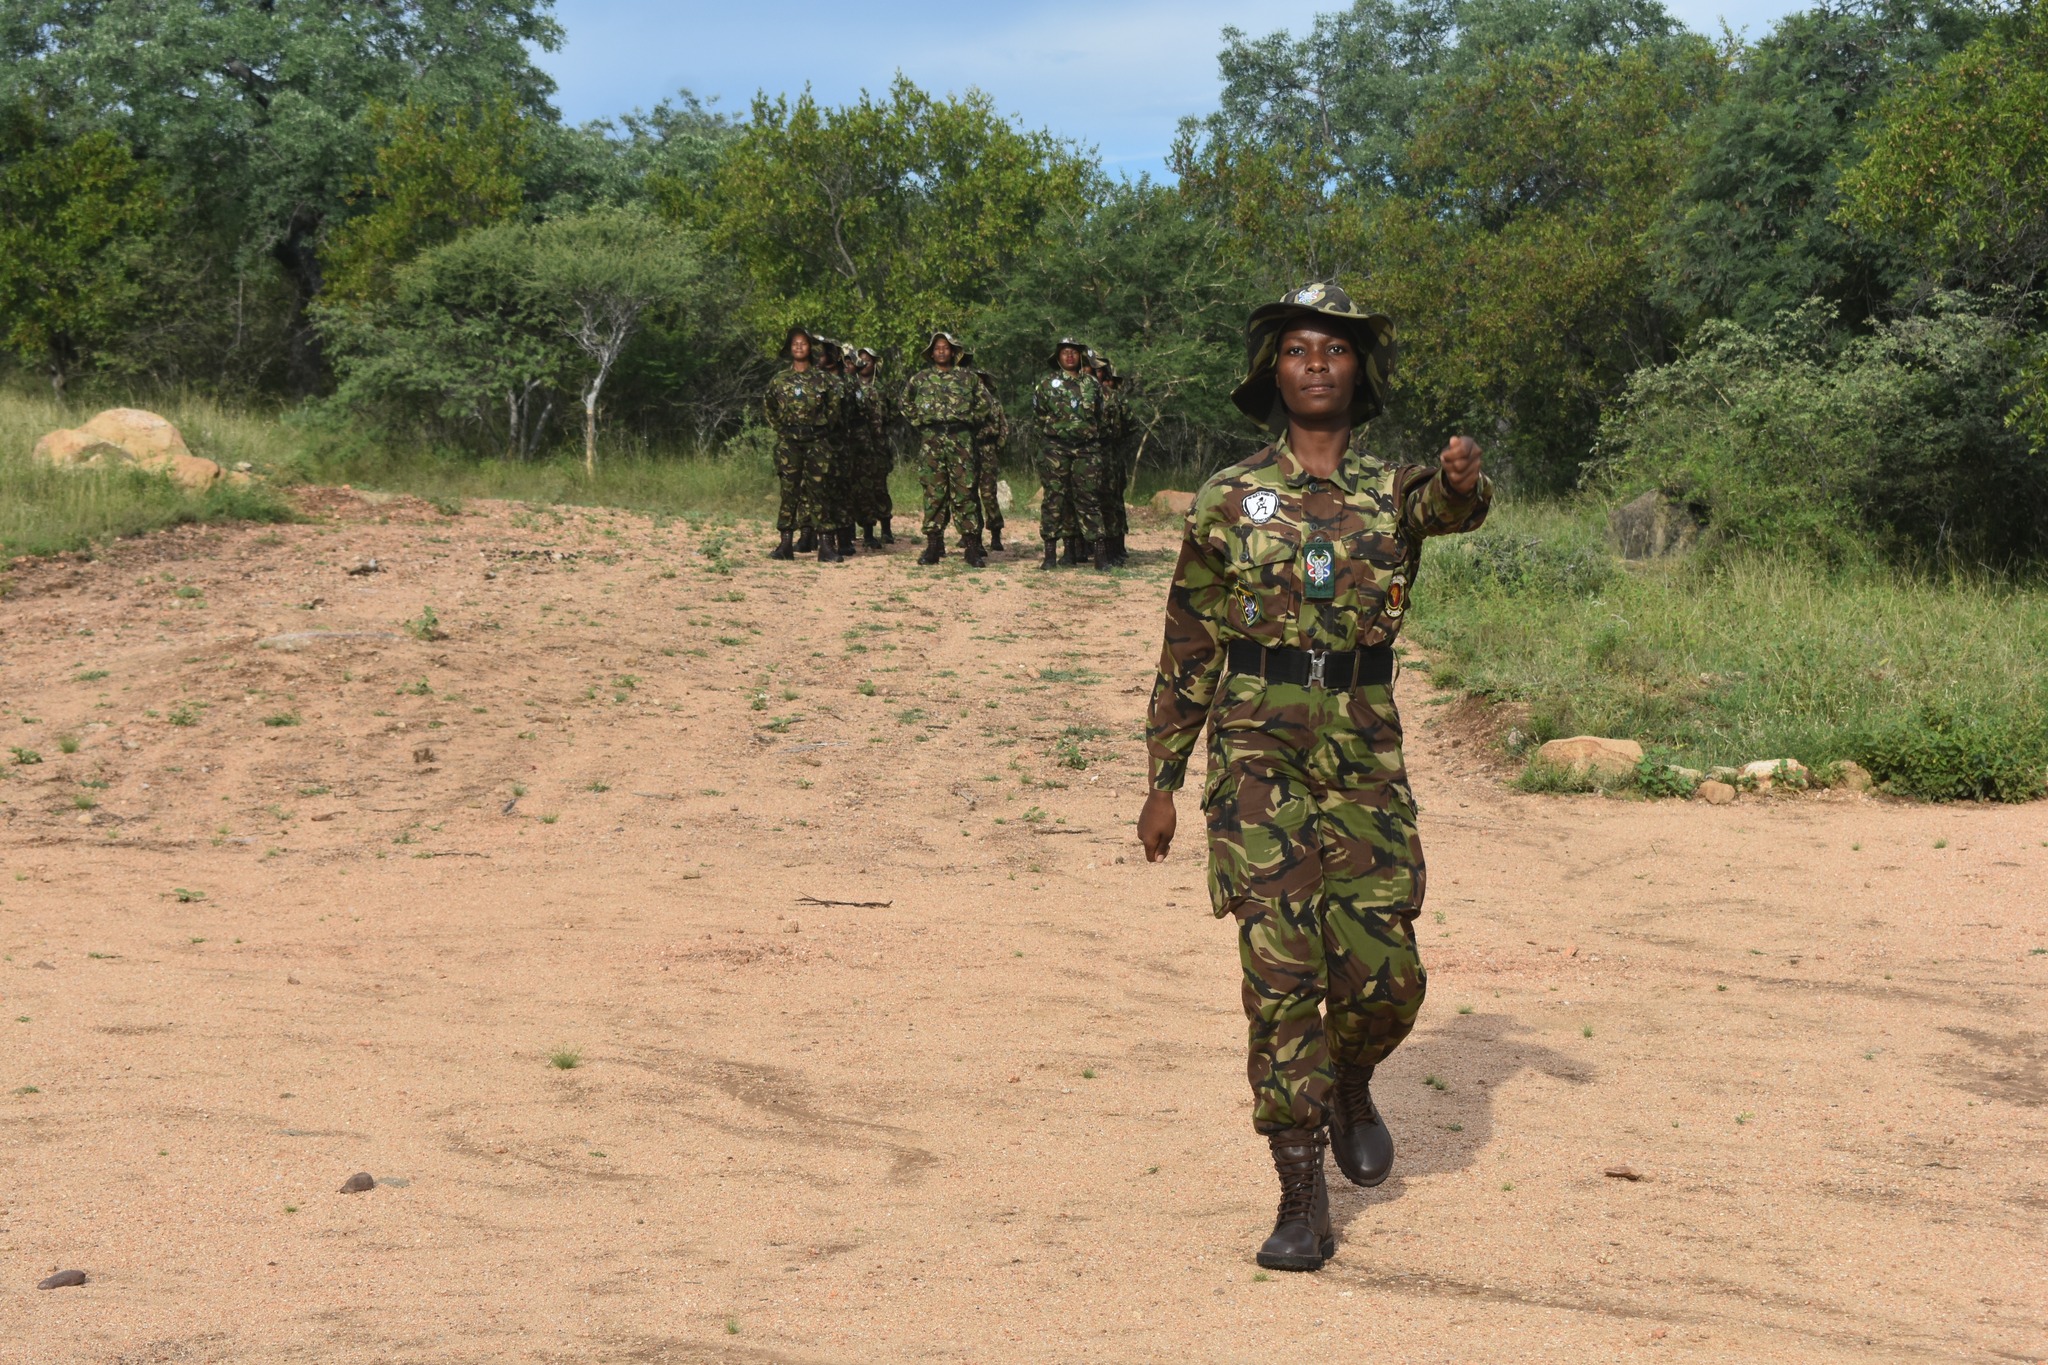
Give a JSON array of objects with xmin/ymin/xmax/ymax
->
[
  {"xmin": 761, "ymin": 326, "xmax": 843, "ymax": 563},
  {"xmin": 1137, "ymin": 284, "xmax": 1489, "ymax": 1272}
]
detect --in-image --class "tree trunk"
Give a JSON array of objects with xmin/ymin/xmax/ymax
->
[{"xmin": 583, "ymin": 389, "xmax": 598, "ymax": 476}]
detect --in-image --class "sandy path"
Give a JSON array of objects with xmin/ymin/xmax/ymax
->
[{"xmin": 1, "ymin": 495, "xmax": 2042, "ymax": 1364}]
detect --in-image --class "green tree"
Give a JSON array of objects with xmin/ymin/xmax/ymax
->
[
  {"xmin": 6, "ymin": 0, "xmax": 562, "ymax": 392},
  {"xmin": 318, "ymin": 222, "xmax": 571, "ymax": 458},
  {"xmin": 527, "ymin": 208, "xmax": 701, "ymax": 473},
  {"xmin": 1371, "ymin": 40, "xmax": 1720, "ymax": 487},
  {"xmin": 1657, "ymin": 0, "xmax": 1985, "ymax": 332},
  {"xmin": 322, "ymin": 97, "xmax": 537, "ymax": 304},
  {"xmin": 1836, "ymin": 0, "xmax": 2048, "ymax": 297},
  {"xmin": 0, "ymin": 99, "xmax": 164, "ymax": 399},
  {"xmin": 690, "ymin": 76, "xmax": 1092, "ymax": 363}
]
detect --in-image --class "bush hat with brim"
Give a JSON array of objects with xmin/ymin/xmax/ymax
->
[
  {"xmin": 922, "ymin": 331, "xmax": 964, "ymax": 361},
  {"xmin": 1230, "ymin": 282, "xmax": 1395, "ymax": 427},
  {"xmin": 1047, "ymin": 337, "xmax": 1090, "ymax": 369}
]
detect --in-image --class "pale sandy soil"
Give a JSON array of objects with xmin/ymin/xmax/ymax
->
[{"xmin": 0, "ymin": 493, "xmax": 2043, "ymax": 1365}]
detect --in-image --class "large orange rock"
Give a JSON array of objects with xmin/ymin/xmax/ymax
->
[
  {"xmin": 32, "ymin": 409, "xmax": 223, "ymax": 489},
  {"xmin": 32, "ymin": 428, "xmax": 130, "ymax": 468},
  {"xmin": 1151, "ymin": 489, "xmax": 1196, "ymax": 518},
  {"xmin": 1537, "ymin": 735, "xmax": 1644, "ymax": 778}
]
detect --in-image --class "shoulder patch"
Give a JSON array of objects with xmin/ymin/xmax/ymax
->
[{"xmin": 1242, "ymin": 489, "xmax": 1279, "ymax": 525}]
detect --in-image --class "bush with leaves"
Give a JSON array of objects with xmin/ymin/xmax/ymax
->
[{"xmin": 1593, "ymin": 293, "xmax": 2046, "ymax": 564}]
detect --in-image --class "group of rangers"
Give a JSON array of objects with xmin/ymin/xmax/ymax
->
[{"xmin": 761, "ymin": 325, "xmax": 1135, "ymax": 571}]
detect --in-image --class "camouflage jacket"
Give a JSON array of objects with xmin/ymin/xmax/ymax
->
[
  {"xmin": 900, "ymin": 366, "xmax": 994, "ymax": 432},
  {"xmin": 970, "ymin": 372, "xmax": 1011, "ymax": 446},
  {"xmin": 1144, "ymin": 431, "xmax": 1492, "ymax": 791},
  {"xmin": 763, "ymin": 366, "xmax": 839, "ymax": 439},
  {"xmin": 1099, "ymin": 386, "xmax": 1133, "ymax": 449},
  {"xmin": 1031, "ymin": 370, "xmax": 1102, "ymax": 442},
  {"xmin": 851, "ymin": 378, "xmax": 889, "ymax": 446}
]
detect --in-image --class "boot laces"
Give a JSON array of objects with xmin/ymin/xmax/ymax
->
[
  {"xmin": 1272, "ymin": 1140, "xmax": 1322, "ymax": 1223},
  {"xmin": 1336, "ymin": 1067, "xmax": 1377, "ymax": 1129}
]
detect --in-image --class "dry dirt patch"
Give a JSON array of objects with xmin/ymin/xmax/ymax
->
[{"xmin": 1, "ymin": 500, "xmax": 2043, "ymax": 1363}]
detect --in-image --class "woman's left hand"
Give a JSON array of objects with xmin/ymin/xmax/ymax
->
[{"xmin": 1440, "ymin": 435, "xmax": 1483, "ymax": 495}]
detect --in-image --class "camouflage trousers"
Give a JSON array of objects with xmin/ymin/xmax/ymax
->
[
  {"xmin": 917, "ymin": 428, "xmax": 981, "ymax": 539},
  {"xmin": 773, "ymin": 436, "xmax": 838, "ymax": 535},
  {"xmin": 1040, "ymin": 439, "xmax": 1104, "ymax": 544},
  {"xmin": 1201, "ymin": 673, "xmax": 1427, "ymax": 1134},
  {"xmin": 972, "ymin": 437, "xmax": 1005, "ymax": 532},
  {"xmin": 849, "ymin": 439, "xmax": 893, "ymax": 527}
]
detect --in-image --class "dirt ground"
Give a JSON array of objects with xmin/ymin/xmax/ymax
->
[{"xmin": 1, "ymin": 494, "xmax": 2043, "ymax": 1365}]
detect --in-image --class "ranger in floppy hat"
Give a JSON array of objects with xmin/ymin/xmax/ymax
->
[
  {"xmin": 1231, "ymin": 282, "xmax": 1395, "ymax": 428},
  {"xmin": 1046, "ymin": 336, "xmax": 1090, "ymax": 369},
  {"xmin": 921, "ymin": 331, "xmax": 965, "ymax": 364},
  {"xmin": 1138, "ymin": 278, "xmax": 1491, "ymax": 1277}
]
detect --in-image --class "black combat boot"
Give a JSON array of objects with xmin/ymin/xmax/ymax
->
[
  {"xmin": 1110, "ymin": 533, "xmax": 1128, "ymax": 566},
  {"xmin": 988, "ymin": 525, "xmax": 1005, "ymax": 553},
  {"xmin": 862, "ymin": 523, "xmax": 883, "ymax": 550},
  {"xmin": 917, "ymin": 531, "xmax": 945, "ymax": 566},
  {"xmin": 837, "ymin": 526, "xmax": 856, "ymax": 556},
  {"xmin": 880, "ymin": 520, "xmax": 896, "ymax": 545},
  {"xmin": 1329, "ymin": 1064, "xmax": 1395, "ymax": 1187},
  {"xmin": 768, "ymin": 530, "xmax": 795, "ymax": 561},
  {"xmin": 796, "ymin": 529, "xmax": 817, "ymax": 553},
  {"xmin": 1061, "ymin": 537, "xmax": 1081, "ymax": 566},
  {"xmin": 1039, "ymin": 541, "xmax": 1058, "ymax": 570},
  {"xmin": 962, "ymin": 532, "xmax": 987, "ymax": 568},
  {"xmin": 1092, "ymin": 540, "xmax": 1112, "ymax": 571},
  {"xmin": 1256, "ymin": 1129, "xmax": 1334, "ymax": 1272}
]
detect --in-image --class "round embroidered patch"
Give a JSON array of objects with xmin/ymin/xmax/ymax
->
[{"xmin": 1242, "ymin": 490, "xmax": 1279, "ymax": 524}]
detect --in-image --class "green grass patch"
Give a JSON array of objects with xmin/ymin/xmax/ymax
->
[{"xmin": 1412, "ymin": 500, "xmax": 2048, "ymax": 801}]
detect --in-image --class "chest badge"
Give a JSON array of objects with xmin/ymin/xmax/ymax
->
[
  {"xmin": 1243, "ymin": 490, "xmax": 1279, "ymax": 524},
  {"xmin": 1240, "ymin": 594, "xmax": 1261, "ymax": 628},
  {"xmin": 1303, "ymin": 539, "xmax": 1336, "ymax": 600},
  {"xmin": 1386, "ymin": 571, "xmax": 1409, "ymax": 618}
]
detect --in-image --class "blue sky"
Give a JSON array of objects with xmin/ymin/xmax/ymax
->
[{"xmin": 539, "ymin": 0, "xmax": 1814, "ymax": 179}]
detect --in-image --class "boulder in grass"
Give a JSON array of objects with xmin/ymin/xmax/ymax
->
[
  {"xmin": 33, "ymin": 408, "xmax": 223, "ymax": 490},
  {"xmin": 1151, "ymin": 489, "xmax": 1196, "ymax": 519},
  {"xmin": 1609, "ymin": 490, "xmax": 1698, "ymax": 560},
  {"xmin": 1536, "ymin": 736, "xmax": 1643, "ymax": 778},
  {"xmin": 1834, "ymin": 759, "xmax": 1874, "ymax": 792},
  {"xmin": 1694, "ymin": 780, "xmax": 1737, "ymax": 805},
  {"xmin": 1741, "ymin": 758, "xmax": 1809, "ymax": 792}
]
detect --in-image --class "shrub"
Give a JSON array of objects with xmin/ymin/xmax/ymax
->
[{"xmin": 1856, "ymin": 701, "xmax": 2048, "ymax": 802}]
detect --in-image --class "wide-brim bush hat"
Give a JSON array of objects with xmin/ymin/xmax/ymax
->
[
  {"xmin": 1231, "ymin": 282, "xmax": 1395, "ymax": 426},
  {"xmin": 922, "ymin": 331, "xmax": 964, "ymax": 360},
  {"xmin": 1046, "ymin": 337, "xmax": 1090, "ymax": 368}
]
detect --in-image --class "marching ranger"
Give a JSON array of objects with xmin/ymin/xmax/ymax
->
[
  {"xmin": 1091, "ymin": 353, "xmax": 1133, "ymax": 565},
  {"xmin": 761, "ymin": 326, "xmax": 843, "ymax": 563},
  {"xmin": 1030, "ymin": 337, "xmax": 1107, "ymax": 571},
  {"xmin": 852, "ymin": 347, "xmax": 894, "ymax": 548},
  {"xmin": 959, "ymin": 350, "xmax": 1011, "ymax": 554},
  {"xmin": 816, "ymin": 338, "xmax": 858, "ymax": 558},
  {"xmin": 900, "ymin": 331, "xmax": 998, "ymax": 567},
  {"xmin": 1136, "ymin": 283, "xmax": 1490, "ymax": 1272}
]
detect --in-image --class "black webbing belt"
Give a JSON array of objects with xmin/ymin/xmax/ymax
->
[{"xmin": 1226, "ymin": 639, "xmax": 1395, "ymax": 691}]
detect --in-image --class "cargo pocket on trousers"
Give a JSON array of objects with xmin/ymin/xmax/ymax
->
[{"xmin": 1202, "ymin": 767, "xmax": 1249, "ymax": 919}]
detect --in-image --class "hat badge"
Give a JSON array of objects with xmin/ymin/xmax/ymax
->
[{"xmin": 1294, "ymin": 284, "xmax": 1327, "ymax": 306}]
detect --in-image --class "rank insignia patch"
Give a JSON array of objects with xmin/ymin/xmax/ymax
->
[
  {"xmin": 1303, "ymin": 539, "xmax": 1336, "ymax": 600},
  {"xmin": 1386, "ymin": 571, "xmax": 1409, "ymax": 618}
]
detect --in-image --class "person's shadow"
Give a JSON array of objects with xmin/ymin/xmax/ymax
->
[{"xmin": 1328, "ymin": 1010, "xmax": 1590, "ymax": 1229}]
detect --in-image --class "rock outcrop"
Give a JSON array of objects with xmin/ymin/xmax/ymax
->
[
  {"xmin": 1609, "ymin": 491, "xmax": 1698, "ymax": 560},
  {"xmin": 32, "ymin": 408, "xmax": 223, "ymax": 489},
  {"xmin": 1537, "ymin": 736, "xmax": 1643, "ymax": 778}
]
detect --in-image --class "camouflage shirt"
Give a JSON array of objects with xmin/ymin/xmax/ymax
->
[
  {"xmin": 900, "ymin": 366, "xmax": 994, "ymax": 430},
  {"xmin": 1144, "ymin": 431, "xmax": 1492, "ymax": 791},
  {"xmin": 1099, "ymin": 385, "xmax": 1133, "ymax": 449},
  {"xmin": 763, "ymin": 366, "xmax": 839, "ymax": 438},
  {"xmin": 1031, "ymin": 370, "xmax": 1103, "ymax": 442}
]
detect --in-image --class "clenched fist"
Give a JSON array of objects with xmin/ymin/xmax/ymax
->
[{"xmin": 1439, "ymin": 435, "xmax": 1483, "ymax": 496}]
